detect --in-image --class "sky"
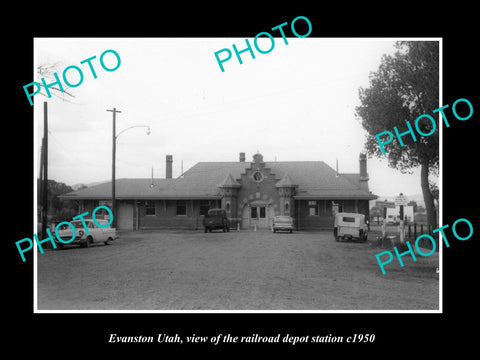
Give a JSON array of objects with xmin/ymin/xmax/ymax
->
[{"xmin": 34, "ymin": 37, "xmax": 440, "ymax": 200}]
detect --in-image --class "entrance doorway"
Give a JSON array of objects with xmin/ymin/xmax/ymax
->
[
  {"xmin": 250, "ymin": 205, "xmax": 268, "ymax": 228},
  {"xmin": 241, "ymin": 201, "xmax": 274, "ymax": 229}
]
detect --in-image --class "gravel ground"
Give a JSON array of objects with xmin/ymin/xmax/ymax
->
[{"xmin": 36, "ymin": 229, "xmax": 439, "ymax": 311}]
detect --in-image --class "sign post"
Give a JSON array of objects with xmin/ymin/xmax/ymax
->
[
  {"xmin": 394, "ymin": 193, "xmax": 408, "ymax": 207},
  {"xmin": 395, "ymin": 193, "xmax": 408, "ymax": 243}
]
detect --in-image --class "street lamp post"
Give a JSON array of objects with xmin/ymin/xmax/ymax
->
[
  {"xmin": 107, "ymin": 107, "xmax": 150, "ymax": 229},
  {"xmin": 107, "ymin": 108, "xmax": 121, "ymax": 229}
]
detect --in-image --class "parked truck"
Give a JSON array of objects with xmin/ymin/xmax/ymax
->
[
  {"xmin": 203, "ymin": 208, "xmax": 230, "ymax": 233},
  {"xmin": 333, "ymin": 212, "xmax": 368, "ymax": 242}
]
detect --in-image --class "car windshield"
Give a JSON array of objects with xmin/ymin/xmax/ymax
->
[
  {"xmin": 208, "ymin": 211, "xmax": 224, "ymax": 216},
  {"xmin": 71, "ymin": 220, "xmax": 90, "ymax": 228},
  {"xmin": 275, "ymin": 216, "xmax": 292, "ymax": 222},
  {"xmin": 342, "ymin": 217, "xmax": 356, "ymax": 223}
]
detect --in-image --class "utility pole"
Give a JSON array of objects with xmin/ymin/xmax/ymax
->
[
  {"xmin": 42, "ymin": 102, "xmax": 48, "ymax": 239},
  {"xmin": 107, "ymin": 107, "xmax": 121, "ymax": 228},
  {"xmin": 39, "ymin": 139, "xmax": 44, "ymax": 213}
]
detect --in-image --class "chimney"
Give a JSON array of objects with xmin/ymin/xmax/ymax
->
[
  {"xmin": 359, "ymin": 153, "xmax": 369, "ymax": 181},
  {"xmin": 239, "ymin": 152, "xmax": 246, "ymax": 162},
  {"xmin": 166, "ymin": 155, "xmax": 173, "ymax": 179}
]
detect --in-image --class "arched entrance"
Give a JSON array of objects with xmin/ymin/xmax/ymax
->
[{"xmin": 241, "ymin": 200, "xmax": 275, "ymax": 229}]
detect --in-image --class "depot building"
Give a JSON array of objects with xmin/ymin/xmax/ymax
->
[{"xmin": 59, "ymin": 152, "xmax": 377, "ymax": 231}]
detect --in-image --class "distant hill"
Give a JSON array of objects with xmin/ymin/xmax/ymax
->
[{"xmin": 70, "ymin": 180, "xmax": 109, "ymax": 191}]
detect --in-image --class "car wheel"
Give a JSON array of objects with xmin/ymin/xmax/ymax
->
[
  {"xmin": 84, "ymin": 236, "xmax": 93, "ymax": 248},
  {"xmin": 56, "ymin": 243, "xmax": 64, "ymax": 250},
  {"xmin": 104, "ymin": 237, "xmax": 113, "ymax": 245}
]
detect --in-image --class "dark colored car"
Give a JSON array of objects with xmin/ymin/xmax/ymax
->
[{"xmin": 203, "ymin": 208, "xmax": 230, "ymax": 232}]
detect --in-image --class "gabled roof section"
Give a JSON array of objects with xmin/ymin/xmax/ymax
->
[
  {"xmin": 182, "ymin": 162, "xmax": 249, "ymax": 181},
  {"xmin": 340, "ymin": 173, "xmax": 361, "ymax": 187},
  {"xmin": 275, "ymin": 173, "xmax": 297, "ymax": 188},
  {"xmin": 218, "ymin": 173, "xmax": 241, "ymax": 188},
  {"xmin": 268, "ymin": 162, "xmax": 375, "ymax": 199},
  {"xmin": 58, "ymin": 178, "xmax": 223, "ymax": 200},
  {"xmin": 59, "ymin": 159, "xmax": 377, "ymax": 200}
]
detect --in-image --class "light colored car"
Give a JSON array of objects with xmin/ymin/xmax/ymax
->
[
  {"xmin": 272, "ymin": 215, "xmax": 294, "ymax": 233},
  {"xmin": 55, "ymin": 219, "xmax": 118, "ymax": 248},
  {"xmin": 333, "ymin": 212, "xmax": 368, "ymax": 242}
]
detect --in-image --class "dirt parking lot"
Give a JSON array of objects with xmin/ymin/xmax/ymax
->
[{"xmin": 37, "ymin": 229, "xmax": 439, "ymax": 311}]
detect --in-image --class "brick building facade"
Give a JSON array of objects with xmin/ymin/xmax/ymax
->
[{"xmin": 60, "ymin": 152, "xmax": 377, "ymax": 230}]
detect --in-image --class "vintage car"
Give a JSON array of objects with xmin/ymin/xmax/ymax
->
[
  {"xmin": 272, "ymin": 215, "xmax": 294, "ymax": 233},
  {"xmin": 333, "ymin": 212, "xmax": 368, "ymax": 242},
  {"xmin": 203, "ymin": 208, "xmax": 230, "ymax": 232},
  {"xmin": 55, "ymin": 218, "xmax": 118, "ymax": 248}
]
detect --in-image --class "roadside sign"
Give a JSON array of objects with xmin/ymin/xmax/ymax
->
[{"xmin": 395, "ymin": 195, "xmax": 408, "ymax": 206}]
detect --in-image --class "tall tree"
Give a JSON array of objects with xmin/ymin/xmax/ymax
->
[
  {"xmin": 356, "ymin": 41, "xmax": 439, "ymax": 228},
  {"xmin": 37, "ymin": 179, "xmax": 77, "ymax": 223}
]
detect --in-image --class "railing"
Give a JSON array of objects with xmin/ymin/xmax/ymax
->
[{"xmin": 406, "ymin": 223, "xmax": 435, "ymax": 239}]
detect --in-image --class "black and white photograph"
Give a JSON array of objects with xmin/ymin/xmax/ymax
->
[
  {"xmin": 32, "ymin": 37, "xmax": 441, "ymax": 312},
  {"xmin": 6, "ymin": 6, "xmax": 478, "ymax": 355}
]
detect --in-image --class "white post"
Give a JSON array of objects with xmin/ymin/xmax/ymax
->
[
  {"xmin": 381, "ymin": 218, "xmax": 386, "ymax": 239},
  {"xmin": 399, "ymin": 219, "xmax": 405, "ymax": 244}
]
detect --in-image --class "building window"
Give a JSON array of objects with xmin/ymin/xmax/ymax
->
[
  {"xmin": 285, "ymin": 201, "xmax": 289, "ymax": 214},
  {"xmin": 226, "ymin": 201, "xmax": 231, "ymax": 212},
  {"xmin": 145, "ymin": 201, "xmax": 156, "ymax": 215},
  {"xmin": 251, "ymin": 206, "xmax": 258, "ymax": 218},
  {"xmin": 95, "ymin": 203, "xmax": 112, "ymax": 219},
  {"xmin": 253, "ymin": 171, "xmax": 264, "ymax": 183},
  {"xmin": 199, "ymin": 200, "xmax": 210, "ymax": 216},
  {"xmin": 176, "ymin": 200, "xmax": 187, "ymax": 216},
  {"xmin": 308, "ymin": 200, "xmax": 319, "ymax": 216},
  {"xmin": 259, "ymin": 206, "xmax": 266, "ymax": 218}
]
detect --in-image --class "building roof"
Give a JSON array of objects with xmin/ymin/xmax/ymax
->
[
  {"xmin": 218, "ymin": 173, "xmax": 241, "ymax": 188},
  {"xmin": 59, "ymin": 160, "xmax": 377, "ymax": 200},
  {"xmin": 275, "ymin": 173, "xmax": 297, "ymax": 188}
]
